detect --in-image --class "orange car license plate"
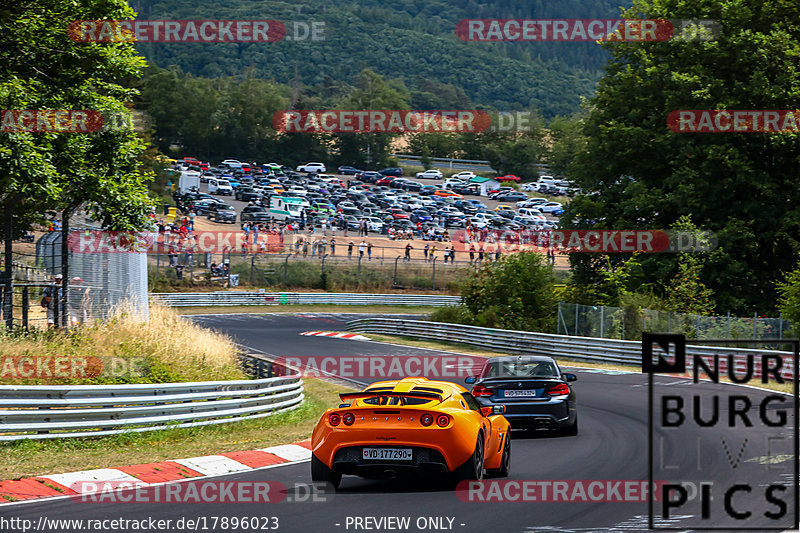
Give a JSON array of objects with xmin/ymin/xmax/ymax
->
[{"xmin": 362, "ymin": 448, "xmax": 413, "ymax": 461}]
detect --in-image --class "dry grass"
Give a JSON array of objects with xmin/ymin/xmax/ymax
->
[
  {"xmin": 0, "ymin": 378, "xmax": 354, "ymax": 480},
  {"xmin": 0, "ymin": 304, "xmax": 243, "ymax": 384}
]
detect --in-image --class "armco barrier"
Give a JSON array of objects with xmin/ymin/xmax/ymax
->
[
  {"xmin": 150, "ymin": 292, "xmax": 460, "ymax": 307},
  {"xmin": 345, "ymin": 318, "xmax": 796, "ymax": 378},
  {"xmin": 0, "ymin": 360, "xmax": 303, "ymax": 441}
]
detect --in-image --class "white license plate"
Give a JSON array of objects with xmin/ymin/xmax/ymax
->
[
  {"xmin": 362, "ymin": 448, "xmax": 413, "ymax": 461},
  {"xmin": 504, "ymin": 390, "xmax": 537, "ymax": 397}
]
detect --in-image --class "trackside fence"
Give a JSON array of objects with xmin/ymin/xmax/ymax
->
[
  {"xmin": 345, "ymin": 318, "xmax": 796, "ymax": 379},
  {"xmin": 150, "ymin": 292, "xmax": 461, "ymax": 307},
  {"xmin": 0, "ymin": 355, "xmax": 303, "ymax": 441}
]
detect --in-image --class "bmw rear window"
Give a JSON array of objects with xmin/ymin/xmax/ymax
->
[{"xmin": 482, "ymin": 360, "xmax": 559, "ymax": 379}]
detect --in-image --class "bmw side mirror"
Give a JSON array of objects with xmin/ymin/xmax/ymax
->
[
  {"xmin": 464, "ymin": 376, "xmax": 477, "ymax": 384},
  {"xmin": 564, "ymin": 373, "xmax": 578, "ymax": 382}
]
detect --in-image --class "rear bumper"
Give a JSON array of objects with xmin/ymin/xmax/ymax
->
[
  {"xmin": 330, "ymin": 446, "xmax": 450, "ymax": 478},
  {"xmin": 478, "ymin": 398, "xmax": 576, "ymax": 430}
]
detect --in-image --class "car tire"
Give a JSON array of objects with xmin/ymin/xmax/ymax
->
[
  {"xmin": 487, "ymin": 434, "xmax": 511, "ymax": 478},
  {"xmin": 560, "ymin": 416, "xmax": 578, "ymax": 437},
  {"xmin": 311, "ymin": 454, "xmax": 341, "ymax": 489},
  {"xmin": 454, "ymin": 434, "xmax": 484, "ymax": 483}
]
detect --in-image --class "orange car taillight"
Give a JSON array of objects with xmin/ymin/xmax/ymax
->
[
  {"xmin": 420, "ymin": 413, "xmax": 433, "ymax": 426},
  {"xmin": 436, "ymin": 415, "xmax": 450, "ymax": 427},
  {"xmin": 548, "ymin": 383, "xmax": 570, "ymax": 396},
  {"xmin": 342, "ymin": 412, "xmax": 355, "ymax": 426},
  {"xmin": 472, "ymin": 385, "xmax": 493, "ymax": 397},
  {"xmin": 329, "ymin": 413, "xmax": 341, "ymax": 426}
]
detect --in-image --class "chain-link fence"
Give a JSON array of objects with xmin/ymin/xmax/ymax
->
[
  {"xmin": 0, "ymin": 229, "xmax": 149, "ymax": 329},
  {"xmin": 556, "ymin": 302, "xmax": 792, "ymax": 342}
]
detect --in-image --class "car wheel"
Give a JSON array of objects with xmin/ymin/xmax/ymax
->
[
  {"xmin": 560, "ymin": 416, "xmax": 578, "ymax": 436},
  {"xmin": 454, "ymin": 434, "xmax": 484, "ymax": 483},
  {"xmin": 488, "ymin": 434, "xmax": 510, "ymax": 478},
  {"xmin": 311, "ymin": 454, "xmax": 341, "ymax": 489}
]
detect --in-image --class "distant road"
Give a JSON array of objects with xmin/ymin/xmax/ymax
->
[{"xmin": 395, "ymin": 157, "xmax": 496, "ymax": 173}]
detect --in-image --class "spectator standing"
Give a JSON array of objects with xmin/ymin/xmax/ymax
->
[
  {"xmin": 330, "ymin": 237, "xmax": 336, "ymax": 255},
  {"xmin": 469, "ymin": 244, "xmax": 476, "ymax": 263},
  {"xmin": 348, "ymin": 241, "xmax": 354, "ymax": 259},
  {"xmin": 367, "ymin": 241, "xmax": 373, "ymax": 261},
  {"xmin": 424, "ymin": 243, "xmax": 429, "ymax": 261},
  {"xmin": 404, "ymin": 242, "xmax": 413, "ymax": 261},
  {"xmin": 359, "ymin": 240, "xmax": 366, "ymax": 259}
]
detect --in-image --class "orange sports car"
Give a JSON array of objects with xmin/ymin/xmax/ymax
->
[{"xmin": 310, "ymin": 377, "xmax": 511, "ymax": 488}]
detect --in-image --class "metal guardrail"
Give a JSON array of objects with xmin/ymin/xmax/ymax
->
[
  {"xmin": 150, "ymin": 292, "xmax": 461, "ymax": 307},
  {"xmin": 0, "ymin": 356, "xmax": 304, "ymax": 441},
  {"xmin": 345, "ymin": 318, "xmax": 796, "ymax": 375}
]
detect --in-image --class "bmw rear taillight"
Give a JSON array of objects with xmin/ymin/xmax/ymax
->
[
  {"xmin": 420, "ymin": 413, "xmax": 433, "ymax": 426},
  {"xmin": 436, "ymin": 415, "xmax": 450, "ymax": 427},
  {"xmin": 472, "ymin": 385, "xmax": 493, "ymax": 397},
  {"xmin": 548, "ymin": 383, "xmax": 570, "ymax": 396},
  {"xmin": 343, "ymin": 412, "xmax": 355, "ymax": 426},
  {"xmin": 329, "ymin": 413, "xmax": 341, "ymax": 426}
]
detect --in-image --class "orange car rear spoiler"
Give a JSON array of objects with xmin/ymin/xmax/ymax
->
[{"xmin": 339, "ymin": 391, "xmax": 443, "ymax": 404}]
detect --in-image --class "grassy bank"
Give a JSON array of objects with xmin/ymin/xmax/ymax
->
[
  {"xmin": 0, "ymin": 378, "xmax": 353, "ymax": 481},
  {"xmin": 0, "ymin": 305, "xmax": 244, "ymax": 385}
]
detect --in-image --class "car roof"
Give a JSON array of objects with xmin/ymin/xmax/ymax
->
[{"xmin": 363, "ymin": 377, "xmax": 467, "ymax": 397}]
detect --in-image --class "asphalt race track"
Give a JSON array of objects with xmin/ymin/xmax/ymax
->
[{"xmin": 3, "ymin": 313, "xmax": 797, "ymax": 532}]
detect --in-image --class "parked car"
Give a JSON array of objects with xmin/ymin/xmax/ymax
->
[
  {"xmin": 240, "ymin": 206, "xmax": 269, "ymax": 225},
  {"xmin": 378, "ymin": 167, "xmax": 403, "ymax": 177},
  {"xmin": 208, "ymin": 178, "xmax": 233, "ymax": 196},
  {"xmin": 297, "ymin": 162, "xmax": 326, "ymax": 173},
  {"xmin": 337, "ymin": 165, "xmax": 361, "ymax": 175},
  {"xmin": 415, "ymin": 169, "xmax": 443, "ymax": 179},
  {"xmin": 235, "ymin": 187, "xmax": 261, "ymax": 202},
  {"xmin": 207, "ymin": 203, "xmax": 237, "ymax": 223}
]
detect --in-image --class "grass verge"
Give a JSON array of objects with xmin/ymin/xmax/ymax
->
[
  {"xmin": 0, "ymin": 305, "xmax": 244, "ymax": 384},
  {"xmin": 0, "ymin": 378, "xmax": 354, "ymax": 480}
]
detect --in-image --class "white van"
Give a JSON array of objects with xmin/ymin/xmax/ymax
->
[
  {"xmin": 269, "ymin": 196, "xmax": 305, "ymax": 221},
  {"xmin": 208, "ymin": 178, "xmax": 233, "ymax": 196},
  {"xmin": 518, "ymin": 207, "xmax": 544, "ymax": 218}
]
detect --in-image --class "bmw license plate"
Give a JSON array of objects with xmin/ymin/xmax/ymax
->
[
  {"xmin": 362, "ymin": 448, "xmax": 413, "ymax": 461},
  {"xmin": 503, "ymin": 390, "xmax": 538, "ymax": 397}
]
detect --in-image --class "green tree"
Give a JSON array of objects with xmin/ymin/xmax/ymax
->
[
  {"xmin": 776, "ymin": 262, "xmax": 800, "ymax": 324},
  {"xmin": 458, "ymin": 252, "xmax": 558, "ymax": 331},
  {"xmin": 567, "ymin": 0, "xmax": 800, "ymax": 314}
]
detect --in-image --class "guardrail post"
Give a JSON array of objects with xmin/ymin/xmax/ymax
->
[
  {"xmin": 599, "ymin": 305, "xmax": 604, "ymax": 338},
  {"xmin": 574, "ymin": 303, "xmax": 578, "ymax": 336},
  {"xmin": 431, "ymin": 256, "xmax": 437, "ymax": 290},
  {"xmin": 21, "ymin": 286, "xmax": 28, "ymax": 330},
  {"xmin": 393, "ymin": 256, "xmax": 401, "ymax": 286},
  {"xmin": 321, "ymin": 254, "xmax": 329, "ymax": 286}
]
